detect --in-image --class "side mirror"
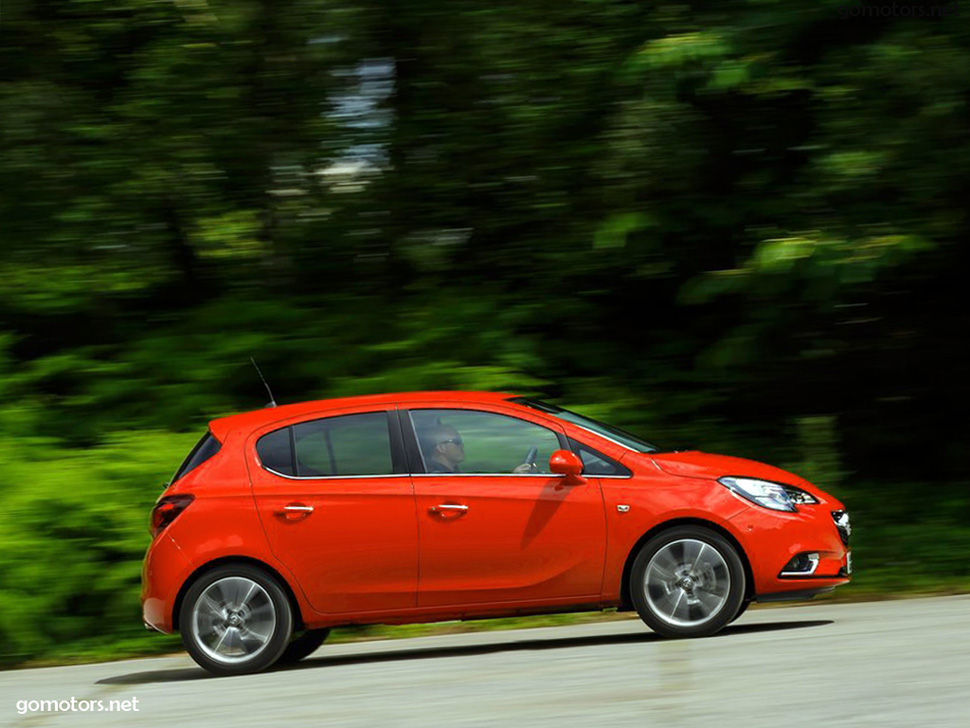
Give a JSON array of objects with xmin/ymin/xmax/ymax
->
[{"xmin": 549, "ymin": 449, "xmax": 586, "ymax": 484}]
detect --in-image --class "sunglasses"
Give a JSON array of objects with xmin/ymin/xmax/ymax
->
[{"xmin": 439, "ymin": 437, "xmax": 463, "ymax": 446}]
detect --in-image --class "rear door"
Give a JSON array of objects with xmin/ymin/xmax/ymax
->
[
  {"xmin": 405, "ymin": 404, "xmax": 607, "ymax": 608},
  {"xmin": 249, "ymin": 408, "xmax": 418, "ymax": 615}
]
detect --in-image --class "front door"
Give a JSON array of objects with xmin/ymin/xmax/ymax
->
[
  {"xmin": 249, "ymin": 409, "xmax": 418, "ymax": 615},
  {"xmin": 406, "ymin": 406, "xmax": 606, "ymax": 608}
]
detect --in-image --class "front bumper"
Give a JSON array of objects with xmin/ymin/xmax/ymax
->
[{"xmin": 729, "ymin": 504, "xmax": 851, "ymax": 601}]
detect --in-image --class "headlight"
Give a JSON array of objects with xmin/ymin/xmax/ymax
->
[
  {"xmin": 718, "ymin": 476, "xmax": 817, "ymax": 512},
  {"xmin": 784, "ymin": 485, "xmax": 819, "ymax": 506}
]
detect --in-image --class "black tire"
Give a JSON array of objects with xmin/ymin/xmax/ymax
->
[
  {"xmin": 730, "ymin": 598, "xmax": 752, "ymax": 624},
  {"xmin": 179, "ymin": 564, "xmax": 293, "ymax": 676},
  {"xmin": 630, "ymin": 526, "xmax": 746, "ymax": 638},
  {"xmin": 278, "ymin": 628, "xmax": 331, "ymax": 664}
]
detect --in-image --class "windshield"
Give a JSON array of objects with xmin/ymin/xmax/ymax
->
[{"xmin": 509, "ymin": 397, "xmax": 659, "ymax": 453}]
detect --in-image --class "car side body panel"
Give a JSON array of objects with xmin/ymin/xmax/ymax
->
[
  {"xmin": 403, "ymin": 399, "xmax": 608, "ymax": 608},
  {"xmin": 143, "ymin": 428, "xmax": 319, "ymax": 633},
  {"xmin": 412, "ymin": 472, "xmax": 607, "ymax": 607},
  {"xmin": 246, "ymin": 406, "xmax": 419, "ymax": 615},
  {"xmin": 597, "ymin": 475, "xmax": 750, "ymax": 602}
]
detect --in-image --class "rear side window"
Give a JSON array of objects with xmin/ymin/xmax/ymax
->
[
  {"xmin": 256, "ymin": 412, "xmax": 394, "ymax": 477},
  {"xmin": 172, "ymin": 432, "xmax": 222, "ymax": 483}
]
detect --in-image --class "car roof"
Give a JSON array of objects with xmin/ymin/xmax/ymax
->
[{"xmin": 208, "ymin": 390, "xmax": 519, "ymax": 441}]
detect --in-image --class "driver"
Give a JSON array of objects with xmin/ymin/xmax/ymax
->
[
  {"xmin": 424, "ymin": 425, "xmax": 538, "ymax": 474},
  {"xmin": 425, "ymin": 425, "xmax": 465, "ymax": 473}
]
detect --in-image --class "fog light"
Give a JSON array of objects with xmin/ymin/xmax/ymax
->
[{"xmin": 780, "ymin": 552, "xmax": 819, "ymax": 577}]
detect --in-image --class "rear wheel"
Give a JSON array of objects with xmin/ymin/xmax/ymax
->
[
  {"xmin": 630, "ymin": 526, "xmax": 746, "ymax": 638},
  {"xmin": 278, "ymin": 628, "xmax": 331, "ymax": 664},
  {"xmin": 180, "ymin": 564, "xmax": 293, "ymax": 676}
]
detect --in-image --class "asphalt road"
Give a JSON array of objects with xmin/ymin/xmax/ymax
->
[{"xmin": 3, "ymin": 596, "xmax": 969, "ymax": 728}]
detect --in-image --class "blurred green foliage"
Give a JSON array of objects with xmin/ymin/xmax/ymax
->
[{"xmin": 2, "ymin": 0, "xmax": 969, "ymax": 665}]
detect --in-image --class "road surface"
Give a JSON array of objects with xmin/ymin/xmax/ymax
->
[{"xmin": 3, "ymin": 596, "xmax": 968, "ymax": 727}]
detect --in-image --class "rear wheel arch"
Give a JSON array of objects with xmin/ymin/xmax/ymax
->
[
  {"xmin": 619, "ymin": 518, "xmax": 754, "ymax": 610},
  {"xmin": 172, "ymin": 556, "xmax": 305, "ymax": 632}
]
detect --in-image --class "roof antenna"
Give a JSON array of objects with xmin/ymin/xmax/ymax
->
[{"xmin": 250, "ymin": 357, "xmax": 278, "ymax": 408}]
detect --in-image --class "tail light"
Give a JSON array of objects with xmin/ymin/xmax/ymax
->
[{"xmin": 151, "ymin": 494, "xmax": 195, "ymax": 537}]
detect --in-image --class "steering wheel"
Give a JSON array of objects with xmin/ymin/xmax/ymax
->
[{"xmin": 522, "ymin": 446, "xmax": 539, "ymax": 472}]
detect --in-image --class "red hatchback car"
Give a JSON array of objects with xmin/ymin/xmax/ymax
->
[{"xmin": 142, "ymin": 391, "xmax": 851, "ymax": 675}]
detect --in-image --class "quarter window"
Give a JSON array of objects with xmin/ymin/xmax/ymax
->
[
  {"xmin": 409, "ymin": 409, "xmax": 562, "ymax": 474},
  {"xmin": 568, "ymin": 438, "xmax": 631, "ymax": 477},
  {"xmin": 256, "ymin": 412, "xmax": 393, "ymax": 477},
  {"xmin": 256, "ymin": 428, "xmax": 293, "ymax": 475},
  {"xmin": 172, "ymin": 432, "xmax": 221, "ymax": 482}
]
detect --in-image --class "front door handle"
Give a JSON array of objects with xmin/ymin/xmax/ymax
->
[
  {"xmin": 276, "ymin": 503, "xmax": 314, "ymax": 520},
  {"xmin": 429, "ymin": 504, "xmax": 468, "ymax": 514}
]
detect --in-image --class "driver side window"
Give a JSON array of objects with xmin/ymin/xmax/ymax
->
[{"xmin": 409, "ymin": 409, "xmax": 562, "ymax": 475}]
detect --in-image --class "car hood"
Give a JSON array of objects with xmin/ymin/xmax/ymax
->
[{"xmin": 649, "ymin": 451, "xmax": 810, "ymax": 487}]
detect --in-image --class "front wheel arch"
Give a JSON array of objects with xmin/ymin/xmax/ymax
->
[
  {"xmin": 619, "ymin": 518, "xmax": 754, "ymax": 611},
  {"xmin": 172, "ymin": 556, "xmax": 304, "ymax": 632}
]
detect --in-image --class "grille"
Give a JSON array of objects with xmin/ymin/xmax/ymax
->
[{"xmin": 831, "ymin": 510, "xmax": 851, "ymax": 547}]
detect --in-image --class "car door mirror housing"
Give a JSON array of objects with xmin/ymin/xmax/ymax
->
[{"xmin": 550, "ymin": 449, "xmax": 586, "ymax": 484}]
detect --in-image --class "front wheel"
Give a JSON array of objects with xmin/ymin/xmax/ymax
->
[
  {"xmin": 180, "ymin": 564, "xmax": 293, "ymax": 676},
  {"xmin": 730, "ymin": 598, "xmax": 752, "ymax": 624},
  {"xmin": 630, "ymin": 526, "xmax": 746, "ymax": 638}
]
